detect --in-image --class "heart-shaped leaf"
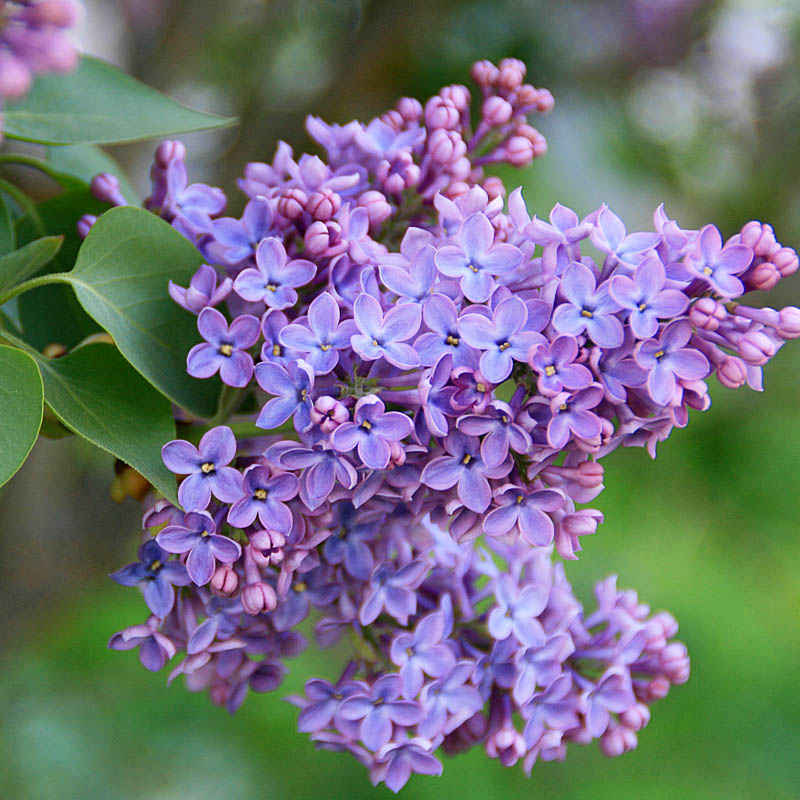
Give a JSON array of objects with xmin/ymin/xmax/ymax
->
[
  {"xmin": 0, "ymin": 344, "xmax": 43, "ymax": 487},
  {"xmin": 4, "ymin": 56, "xmax": 236, "ymax": 145}
]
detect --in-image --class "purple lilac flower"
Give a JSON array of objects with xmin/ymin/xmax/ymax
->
[
  {"xmin": 421, "ymin": 431, "xmax": 510, "ymax": 513},
  {"xmin": 488, "ymin": 574, "xmax": 548, "ymax": 646},
  {"xmin": 110, "ymin": 540, "xmax": 190, "ymax": 618},
  {"xmin": 418, "ymin": 661, "xmax": 483, "ymax": 739},
  {"xmin": 162, "ymin": 158, "xmax": 226, "ymax": 231},
  {"xmin": 351, "ymin": 293, "xmax": 421, "ymax": 369},
  {"xmin": 255, "ymin": 359, "xmax": 315, "ymax": 432},
  {"xmin": 552, "ymin": 261, "xmax": 624, "ymax": 348},
  {"xmin": 513, "ymin": 634, "xmax": 574, "ymax": 705},
  {"xmin": 259, "ymin": 310, "xmax": 300, "ymax": 366},
  {"xmin": 456, "ymin": 400, "xmax": 532, "ymax": 467},
  {"xmin": 322, "ymin": 502, "xmax": 377, "ymax": 581},
  {"xmin": 418, "ymin": 353, "xmax": 458, "ymax": 438},
  {"xmin": 359, "ymin": 561, "xmax": 428, "ymax": 625},
  {"xmin": 375, "ymin": 739, "xmax": 443, "ymax": 793},
  {"xmin": 379, "ymin": 244, "xmax": 439, "ymax": 303},
  {"xmin": 459, "ymin": 296, "xmax": 544, "ymax": 382},
  {"xmin": 483, "ymin": 484, "xmax": 565, "ymax": 546},
  {"xmin": 339, "ymin": 674, "xmax": 424, "ymax": 750},
  {"xmin": 528, "ymin": 335, "xmax": 593, "ymax": 395},
  {"xmin": 582, "ymin": 670, "xmax": 637, "ymax": 737},
  {"xmin": 414, "ymin": 293, "xmax": 480, "ymax": 368},
  {"xmin": 522, "ymin": 674, "xmax": 580, "ymax": 748},
  {"xmin": 546, "ymin": 385, "xmax": 605, "ymax": 449},
  {"xmin": 108, "ymin": 617, "xmax": 176, "ymax": 672},
  {"xmin": 435, "ymin": 212, "xmax": 523, "ymax": 302},
  {"xmin": 279, "ymin": 292, "xmax": 358, "ymax": 374},
  {"xmin": 609, "ymin": 255, "xmax": 688, "ymax": 339},
  {"xmin": 227, "ymin": 464, "xmax": 299, "ymax": 533},
  {"xmin": 389, "ymin": 610, "xmax": 456, "ymax": 699},
  {"xmin": 589, "ymin": 207, "xmax": 660, "ymax": 266},
  {"xmin": 168, "ymin": 264, "xmax": 232, "ymax": 314},
  {"xmin": 684, "ymin": 224, "xmax": 753, "ymax": 297},
  {"xmin": 186, "ymin": 307, "xmax": 260, "ymax": 387},
  {"xmin": 212, "ymin": 195, "xmax": 276, "ymax": 264},
  {"xmin": 330, "ymin": 395, "xmax": 412, "ymax": 470},
  {"xmin": 233, "ymin": 237, "xmax": 317, "ymax": 308},
  {"xmin": 273, "ymin": 566, "xmax": 341, "ymax": 631},
  {"xmin": 589, "ymin": 335, "xmax": 647, "ymax": 404},
  {"xmin": 157, "ymin": 510, "xmax": 242, "ymax": 586},
  {"xmin": 635, "ymin": 320, "xmax": 710, "ymax": 405},
  {"xmin": 161, "ymin": 426, "xmax": 243, "ymax": 510},
  {"xmin": 296, "ymin": 678, "xmax": 363, "ymax": 733},
  {"xmin": 525, "ymin": 203, "xmax": 591, "ymax": 247}
]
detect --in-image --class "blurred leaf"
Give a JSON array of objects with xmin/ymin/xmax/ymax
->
[
  {"xmin": 33, "ymin": 342, "xmax": 178, "ymax": 504},
  {"xmin": 0, "ymin": 236, "xmax": 63, "ymax": 295},
  {"xmin": 47, "ymin": 144, "xmax": 139, "ymax": 205},
  {"xmin": 0, "ymin": 344, "xmax": 43, "ymax": 487},
  {"xmin": 4, "ymin": 56, "xmax": 236, "ymax": 145},
  {"xmin": 63, "ymin": 206, "xmax": 219, "ymax": 418},
  {"xmin": 0, "ymin": 195, "xmax": 14, "ymax": 256}
]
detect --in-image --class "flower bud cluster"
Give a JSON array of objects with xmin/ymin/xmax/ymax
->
[{"xmin": 107, "ymin": 59, "xmax": 798, "ymax": 791}]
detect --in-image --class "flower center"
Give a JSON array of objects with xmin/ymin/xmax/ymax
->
[
  {"xmin": 702, "ymin": 266, "xmax": 713, "ymax": 276},
  {"xmin": 201, "ymin": 530, "xmax": 211, "ymax": 538},
  {"xmin": 295, "ymin": 581, "xmax": 307, "ymax": 592},
  {"xmin": 461, "ymin": 453, "xmax": 472, "ymax": 465},
  {"xmin": 581, "ymin": 309, "xmax": 594, "ymax": 318},
  {"xmin": 320, "ymin": 343, "xmax": 332, "ymax": 351},
  {"xmin": 201, "ymin": 462, "xmax": 215, "ymax": 474},
  {"xmin": 266, "ymin": 283, "xmax": 278, "ymax": 292},
  {"xmin": 545, "ymin": 365, "xmax": 557, "ymax": 376},
  {"xmin": 360, "ymin": 419, "xmax": 373, "ymax": 431},
  {"xmin": 150, "ymin": 560, "xmax": 162, "ymax": 571},
  {"xmin": 476, "ymin": 382, "xmax": 486, "ymax": 392},
  {"xmin": 468, "ymin": 263, "xmax": 479, "ymax": 273},
  {"xmin": 559, "ymin": 403, "xmax": 568, "ymax": 412},
  {"xmin": 272, "ymin": 344, "xmax": 282, "ymax": 356},
  {"xmin": 498, "ymin": 341, "xmax": 511, "ymax": 351},
  {"xmin": 446, "ymin": 334, "xmax": 460, "ymax": 346},
  {"xmin": 218, "ymin": 343, "xmax": 234, "ymax": 357},
  {"xmin": 654, "ymin": 349, "xmax": 665, "ymax": 360},
  {"xmin": 254, "ymin": 488, "xmax": 268, "ymax": 501},
  {"xmin": 638, "ymin": 302, "xmax": 647, "ymax": 312}
]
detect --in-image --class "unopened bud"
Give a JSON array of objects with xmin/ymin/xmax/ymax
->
[
  {"xmin": 211, "ymin": 565, "xmax": 239, "ymax": 597},
  {"xmin": 716, "ymin": 356, "xmax": 747, "ymax": 389},
  {"xmin": 241, "ymin": 581, "xmax": 277, "ymax": 615}
]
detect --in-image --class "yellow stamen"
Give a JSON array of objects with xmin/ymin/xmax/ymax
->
[
  {"xmin": 468, "ymin": 263, "xmax": 479, "ymax": 273},
  {"xmin": 218, "ymin": 343, "xmax": 233, "ymax": 357},
  {"xmin": 254, "ymin": 488, "xmax": 267, "ymax": 500},
  {"xmin": 201, "ymin": 462, "xmax": 215, "ymax": 474},
  {"xmin": 654, "ymin": 349, "xmax": 664, "ymax": 359},
  {"xmin": 462, "ymin": 453, "xmax": 472, "ymax": 465},
  {"xmin": 581, "ymin": 309, "xmax": 593, "ymax": 318},
  {"xmin": 272, "ymin": 344, "xmax": 282, "ymax": 356},
  {"xmin": 498, "ymin": 341, "xmax": 511, "ymax": 351},
  {"xmin": 320, "ymin": 344, "xmax": 331, "ymax": 351},
  {"xmin": 559, "ymin": 403, "xmax": 568, "ymax": 412},
  {"xmin": 266, "ymin": 283, "xmax": 278, "ymax": 292},
  {"xmin": 446, "ymin": 335, "xmax": 460, "ymax": 346},
  {"xmin": 545, "ymin": 365, "xmax": 556, "ymax": 377}
]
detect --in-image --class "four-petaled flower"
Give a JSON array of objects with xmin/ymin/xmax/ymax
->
[
  {"xmin": 351, "ymin": 293, "xmax": 421, "ymax": 369},
  {"xmin": 227, "ymin": 464, "xmax": 299, "ymax": 533},
  {"xmin": 684, "ymin": 224, "xmax": 753, "ymax": 297},
  {"xmin": 255, "ymin": 359, "xmax": 315, "ymax": 432}
]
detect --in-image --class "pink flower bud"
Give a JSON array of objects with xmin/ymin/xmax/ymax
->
[
  {"xmin": 738, "ymin": 329, "xmax": 776, "ymax": 365},
  {"xmin": 424, "ymin": 96, "xmax": 460, "ymax": 130},
  {"xmin": 619, "ymin": 703, "xmax": 651, "ymax": 732},
  {"xmin": 306, "ymin": 188, "xmax": 341, "ymax": 222},
  {"xmin": 0, "ymin": 52, "xmax": 32, "ymax": 99},
  {"xmin": 427, "ymin": 128, "xmax": 467, "ymax": 164},
  {"xmin": 250, "ymin": 529, "xmax": 286, "ymax": 567},
  {"xmin": 535, "ymin": 88, "xmax": 555, "ymax": 112},
  {"xmin": 379, "ymin": 109, "xmax": 404, "ymax": 130},
  {"xmin": 773, "ymin": 246, "xmax": 799, "ymax": 277},
  {"xmin": 651, "ymin": 610, "xmax": 679, "ymax": 640},
  {"xmin": 210, "ymin": 565, "xmax": 239, "ymax": 597},
  {"xmin": 277, "ymin": 188, "xmax": 308, "ymax": 221},
  {"xmin": 310, "ymin": 395, "xmax": 349, "ymax": 433},
  {"xmin": 154, "ymin": 140, "xmax": 186, "ymax": 169},
  {"xmin": 21, "ymin": 0, "xmax": 81, "ymax": 27},
  {"xmin": 514, "ymin": 84, "xmax": 539, "ymax": 108},
  {"xmin": 745, "ymin": 259, "xmax": 780, "ymax": 292},
  {"xmin": 241, "ymin": 581, "xmax": 277, "ymax": 615},
  {"xmin": 450, "ymin": 156, "xmax": 472, "ymax": 181},
  {"xmin": 77, "ymin": 214, "xmax": 97, "ymax": 239},
  {"xmin": 562, "ymin": 508, "xmax": 603, "ymax": 537},
  {"xmin": 660, "ymin": 642, "xmax": 690, "ymax": 683},
  {"xmin": 777, "ymin": 306, "xmax": 800, "ymax": 339},
  {"xmin": 305, "ymin": 220, "xmax": 342, "ymax": 256},
  {"xmin": 441, "ymin": 84, "xmax": 471, "ymax": 111},
  {"xmin": 471, "ymin": 59, "xmax": 500, "ymax": 87},
  {"xmin": 739, "ymin": 220, "xmax": 777, "ymax": 255},
  {"xmin": 357, "ymin": 190, "xmax": 392, "ymax": 227},
  {"xmin": 90, "ymin": 173, "xmax": 126, "ymax": 206},
  {"xmin": 389, "ymin": 440, "xmax": 406, "ymax": 467},
  {"xmin": 576, "ymin": 460, "xmax": 604, "ymax": 489},
  {"xmin": 600, "ymin": 725, "xmax": 637, "ymax": 757},
  {"xmin": 716, "ymin": 356, "xmax": 747, "ymax": 389},
  {"xmin": 497, "ymin": 58, "xmax": 526, "ymax": 90},
  {"xmin": 396, "ymin": 96, "xmax": 423, "ymax": 123},
  {"xmin": 643, "ymin": 675, "xmax": 671, "ymax": 701},
  {"xmin": 504, "ymin": 135, "xmax": 535, "ymax": 167},
  {"xmin": 483, "ymin": 176, "xmax": 506, "ymax": 200},
  {"xmin": 689, "ymin": 297, "xmax": 726, "ymax": 331},
  {"xmin": 482, "ymin": 95, "xmax": 513, "ymax": 126}
]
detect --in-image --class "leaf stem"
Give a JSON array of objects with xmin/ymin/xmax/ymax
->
[
  {"xmin": 0, "ymin": 177, "xmax": 45, "ymax": 236},
  {"xmin": 0, "ymin": 270, "xmax": 72, "ymax": 307}
]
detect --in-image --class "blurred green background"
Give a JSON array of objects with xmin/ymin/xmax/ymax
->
[{"xmin": 2, "ymin": 1, "xmax": 800, "ymax": 798}]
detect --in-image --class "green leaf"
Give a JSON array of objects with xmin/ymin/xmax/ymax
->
[
  {"xmin": 47, "ymin": 144, "xmax": 139, "ymax": 205},
  {"xmin": 0, "ymin": 344, "xmax": 43, "ymax": 487},
  {"xmin": 4, "ymin": 56, "xmax": 236, "ymax": 145},
  {"xmin": 0, "ymin": 195, "xmax": 14, "ymax": 256},
  {"xmin": 33, "ymin": 342, "xmax": 178, "ymax": 504},
  {"xmin": 0, "ymin": 236, "xmax": 63, "ymax": 294},
  {"xmin": 63, "ymin": 206, "xmax": 220, "ymax": 418}
]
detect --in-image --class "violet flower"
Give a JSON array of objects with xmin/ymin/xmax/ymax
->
[
  {"xmin": 375, "ymin": 739, "xmax": 443, "ymax": 793},
  {"xmin": 435, "ymin": 212, "xmax": 523, "ymax": 302},
  {"xmin": 582, "ymin": 670, "xmax": 637, "ymax": 737},
  {"xmin": 351, "ymin": 293, "xmax": 421, "ymax": 369},
  {"xmin": 513, "ymin": 634, "xmax": 574, "ymax": 705},
  {"xmin": 255, "ymin": 359, "xmax": 315, "ymax": 432},
  {"xmin": 379, "ymin": 244, "xmax": 439, "ymax": 303},
  {"xmin": 414, "ymin": 293, "xmax": 480, "ymax": 369},
  {"xmin": 330, "ymin": 395, "xmax": 412, "ymax": 470},
  {"xmin": 259, "ymin": 310, "xmax": 300, "ymax": 366},
  {"xmin": 161, "ymin": 425, "xmax": 243, "ymax": 510},
  {"xmin": 546, "ymin": 385, "xmax": 605, "ymax": 449},
  {"xmin": 157, "ymin": 510, "xmax": 242, "ymax": 586},
  {"xmin": 528, "ymin": 334, "xmax": 593, "ymax": 395},
  {"xmin": 483, "ymin": 484, "xmax": 565, "ymax": 546},
  {"xmin": 212, "ymin": 195, "xmax": 276, "ymax": 264},
  {"xmin": 110, "ymin": 540, "xmax": 190, "ymax": 618},
  {"xmin": 359, "ymin": 561, "xmax": 428, "ymax": 625},
  {"xmin": 296, "ymin": 678, "xmax": 363, "ymax": 733},
  {"xmin": 487, "ymin": 574, "xmax": 548, "ymax": 647},
  {"xmin": 456, "ymin": 400, "xmax": 532, "ymax": 467},
  {"xmin": 163, "ymin": 158, "xmax": 226, "ymax": 231},
  {"xmin": 684, "ymin": 224, "xmax": 753, "ymax": 297},
  {"xmin": 323, "ymin": 502, "xmax": 378, "ymax": 581},
  {"xmin": 168, "ymin": 264, "xmax": 232, "ymax": 313},
  {"xmin": 227, "ymin": 464, "xmax": 299, "ymax": 533},
  {"xmin": 589, "ymin": 206, "xmax": 660, "ymax": 265},
  {"xmin": 108, "ymin": 617, "xmax": 176, "ymax": 672},
  {"xmin": 634, "ymin": 320, "xmax": 710, "ymax": 405},
  {"xmin": 279, "ymin": 291, "xmax": 358, "ymax": 374},
  {"xmin": 186, "ymin": 307, "xmax": 260, "ymax": 387},
  {"xmin": 418, "ymin": 661, "xmax": 483, "ymax": 740},
  {"xmin": 233, "ymin": 237, "xmax": 317, "ymax": 308}
]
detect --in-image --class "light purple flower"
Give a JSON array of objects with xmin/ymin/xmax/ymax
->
[
  {"xmin": 552, "ymin": 261, "xmax": 624, "ymax": 348},
  {"xmin": 296, "ymin": 678, "xmax": 363, "ymax": 733},
  {"xmin": 589, "ymin": 335, "xmax": 647, "ymax": 404},
  {"xmin": 108, "ymin": 617, "xmax": 176, "ymax": 672},
  {"xmin": 435, "ymin": 212, "xmax": 523, "ymax": 302},
  {"xmin": 233, "ymin": 237, "xmax": 317, "ymax": 308},
  {"xmin": 161, "ymin": 426, "xmax": 243, "ymax": 510},
  {"xmin": 582, "ymin": 669, "xmax": 636, "ymax": 737},
  {"xmin": 522, "ymin": 674, "xmax": 579, "ymax": 748},
  {"xmin": 375, "ymin": 738, "xmax": 443, "ymax": 793},
  {"xmin": 163, "ymin": 158, "xmax": 226, "ymax": 231},
  {"xmin": 168, "ymin": 264, "xmax": 232, "ymax": 314},
  {"xmin": 279, "ymin": 292, "xmax": 357, "ymax": 374},
  {"xmin": 359, "ymin": 561, "xmax": 428, "ymax": 625},
  {"xmin": 212, "ymin": 195, "xmax": 275, "ymax": 264},
  {"xmin": 513, "ymin": 634, "xmax": 574, "ymax": 705},
  {"xmin": 460, "ymin": 296, "xmax": 545, "ymax": 383},
  {"xmin": 528, "ymin": 335, "xmax": 593, "ymax": 395},
  {"xmin": 684, "ymin": 224, "xmax": 753, "ymax": 297},
  {"xmin": 546, "ymin": 385, "xmax": 605, "ymax": 449},
  {"xmin": 635, "ymin": 320, "xmax": 710, "ymax": 405},
  {"xmin": 186, "ymin": 307, "xmax": 260, "ymax": 387},
  {"xmin": 420, "ymin": 431, "xmax": 510, "ymax": 513},
  {"xmin": 483, "ymin": 484, "xmax": 565, "ymax": 546},
  {"xmin": 456, "ymin": 400, "xmax": 532, "ymax": 467},
  {"xmin": 339, "ymin": 674, "xmax": 424, "ymax": 751},
  {"xmin": 525, "ymin": 203, "xmax": 591, "ymax": 246},
  {"xmin": 254, "ymin": 359, "xmax": 315, "ymax": 431},
  {"xmin": 323, "ymin": 502, "xmax": 377, "ymax": 581},
  {"xmin": 227, "ymin": 464, "xmax": 298, "ymax": 533},
  {"xmin": 589, "ymin": 207, "xmax": 660, "ymax": 265},
  {"xmin": 259, "ymin": 310, "xmax": 300, "ymax": 366},
  {"xmin": 379, "ymin": 244, "xmax": 439, "ymax": 303},
  {"xmin": 609, "ymin": 255, "xmax": 688, "ymax": 339},
  {"xmin": 390, "ymin": 610, "xmax": 456, "ymax": 699},
  {"xmin": 418, "ymin": 661, "xmax": 482, "ymax": 739},
  {"xmin": 488, "ymin": 574, "xmax": 548, "ymax": 647},
  {"xmin": 157, "ymin": 510, "xmax": 242, "ymax": 586},
  {"xmin": 331, "ymin": 395, "xmax": 412, "ymax": 470},
  {"xmin": 351, "ymin": 293, "xmax": 421, "ymax": 369},
  {"xmin": 418, "ymin": 353, "xmax": 458, "ymax": 438},
  {"xmin": 414, "ymin": 293, "xmax": 480, "ymax": 368},
  {"xmin": 110, "ymin": 539, "xmax": 190, "ymax": 618}
]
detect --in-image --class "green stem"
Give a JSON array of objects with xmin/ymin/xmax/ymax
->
[
  {"xmin": 0, "ymin": 177, "xmax": 45, "ymax": 236},
  {"xmin": 0, "ymin": 271, "xmax": 72, "ymax": 307},
  {"xmin": 0, "ymin": 154, "xmax": 67, "ymax": 185},
  {"xmin": 208, "ymin": 384, "xmax": 246, "ymax": 427}
]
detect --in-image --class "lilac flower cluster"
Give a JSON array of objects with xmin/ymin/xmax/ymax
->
[
  {"xmin": 0, "ymin": 1, "xmax": 79, "ymax": 118},
  {"xmin": 107, "ymin": 59, "xmax": 799, "ymax": 791}
]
